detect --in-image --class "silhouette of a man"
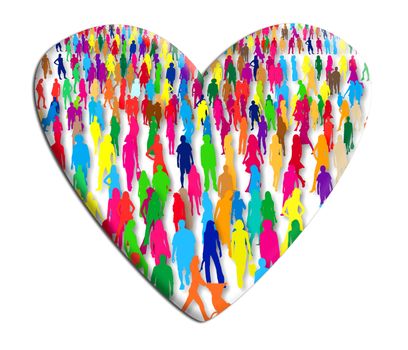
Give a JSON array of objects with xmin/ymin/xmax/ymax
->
[
  {"xmin": 176, "ymin": 135, "xmax": 194, "ymax": 187},
  {"xmin": 172, "ymin": 220, "xmax": 196, "ymax": 290}
]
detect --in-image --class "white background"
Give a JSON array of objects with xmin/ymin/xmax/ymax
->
[{"xmin": 1, "ymin": 0, "xmax": 407, "ymax": 349}]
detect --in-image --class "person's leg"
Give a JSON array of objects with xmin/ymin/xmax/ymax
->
[
  {"xmin": 212, "ymin": 254, "xmax": 225, "ymax": 283},
  {"xmin": 204, "ymin": 168, "xmax": 210, "ymax": 191},
  {"xmin": 194, "ymin": 296, "xmax": 209, "ymax": 321},
  {"xmin": 204, "ymin": 258, "xmax": 212, "ymax": 283},
  {"xmin": 210, "ymin": 167, "xmax": 217, "ymax": 191},
  {"xmin": 177, "ymin": 263, "xmax": 185, "ymax": 290}
]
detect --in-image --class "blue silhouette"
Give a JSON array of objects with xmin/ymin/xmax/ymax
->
[
  {"xmin": 176, "ymin": 135, "xmax": 194, "ymax": 188},
  {"xmin": 291, "ymin": 55, "xmax": 298, "ymax": 81},
  {"xmin": 171, "ymin": 220, "xmax": 196, "ymax": 290},
  {"xmin": 71, "ymin": 134, "xmax": 90, "ymax": 181},
  {"xmin": 54, "ymin": 53, "xmax": 67, "ymax": 79},
  {"xmin": 201, "ymin": 220, "xmax": 225, "ymax": 283},
  {"xmin": 254, "ymin": 258, "xmax": 268, "ymax": 283},
  {"xmin": 231, "ymin": 191, "xmax": 246, "ymax": 224},
  {"xmin": 103, "ymin": 165, "xmax": 121, "ymax": 198}
]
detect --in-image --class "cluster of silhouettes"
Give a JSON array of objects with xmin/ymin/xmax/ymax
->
[{"xmin": 36, "ymin": 23, "xmax": 368, "ymax": 320}]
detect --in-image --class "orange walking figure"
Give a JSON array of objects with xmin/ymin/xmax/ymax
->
[
  {"xmin": 181, "ymin": 256, "xmax": 209, "ymax": 321},
  {"xmin": 310, "ymin": 134, "xmax": 330, "ymax": 192}
]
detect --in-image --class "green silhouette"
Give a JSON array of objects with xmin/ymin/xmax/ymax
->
[
  {"xmin": 152, "ymin": 165, "xmax": 171, "ymax": 206},
  {"xmin": 288, "ymin": 219, "xmax": 302, "ymax": 248},
  {"xmin": 151, "ymin": 255, "xmax": 174, "ymax": 299},
  {"xmin": 73, "ymin": 165, "xmax": 87, "ymax": 200},
  {"xmin": 261, "ymin": 191, "xmax": 278, "ymax": 226},
  {"xmin": 207, "ymin": 78, "xmax": 218, "ymax": 106},
  {"xmin": 200, "ymin": 134, "xmax": 218, "ymax": 192},
  {"xmin": 124, "ymin": 220, "xmax": 148, "ymax": 278},
  {"xmin": 110, "ymin": 116, "xmax": 121, "ymax": 156}
]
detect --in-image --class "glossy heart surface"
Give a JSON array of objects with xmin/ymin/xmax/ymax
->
[{"xmin": 34, "ymin": 23, "xmax": 370, "ymax": 321}]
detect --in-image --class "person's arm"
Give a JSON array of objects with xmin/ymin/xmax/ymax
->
[
  {"xmin": 176, "ymin": 149, "xmax": 180, "ymax": 168},
  {"xmin": 216, "ymin": 234, "xmax": 222, "ymax": 258},
  {"xmin": 103, "ymin": 174, "xmax": 110, "ymax": 186},
  {"xmin": 130, "ymin": 201, "xmax": 135, "ymax": 215},
  {"xmin": 169, "ymin": 270, "xmax": 174, "ymax": 296},
  {"xmin": 171, "ymin": 238, "xmax": 176, "ymax": 263},
  {"xmin": 259, "ymin": 148, "xmax": 264, "ymax": 164},
  {"xmin": 299, "ymin": 202, "xmax": 305, "ymax": 216},
  {"xmin": 145, "ymin": 146, "xmax": 154, "ymax": 161}
]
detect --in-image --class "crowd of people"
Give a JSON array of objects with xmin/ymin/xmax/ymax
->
[{"xmin": 35, "ymin": 23, "xmax": 369, "ymax": 320}]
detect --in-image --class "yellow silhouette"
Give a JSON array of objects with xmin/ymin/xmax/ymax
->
[
  {"xmin": 85, "ymin": 192, "xmax": 102, "ymax": 221},
  {"xmin": 231, "ymin": 220, "xmax": 252, "ymax": 289},
  {"xmin": 269, "ymin": 134, "xmax": 283, "ymax": 191},
  {"xmin": 310, "ymin": 134, "xmax": 330, "ymax": 192},
  {"xmin": 97, "ymin": 135, "xmax": 116, "ymax": 191},
  {"xmin": 224, "ymin": 134, "xmax": 237, "ymax": 190},
  {"xmin": 333, "ymin": 134, "xmax": 348, "ymax": 183},
  {"xmin": 281, "ymin": 188, "xmax": 305, "ymax": 254},
  {"xmin": 90, "ymin": 117, "xmax": 102, "ymax": 154}
]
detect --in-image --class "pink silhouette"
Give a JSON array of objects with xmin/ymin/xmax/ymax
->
[
  {"xmin": 187, "ymin": 164, "xmax": 202, "ymax": 216},
  {"xmin": 150, "ymin": 219, "xmax": 171, "ymax": 265},
  {"xmin": 115, "ymin": 191, "xmax": 135, "ymax": 250},
  {"xmin": 104, "ymin": 188, "xmax": 121, "ymax": 239},
  {"xmin": 122, "ymin": 134, "xmax": 137, "ymax": 191},
  {"xmin": 282, "ymin": 165, "xmax": 302, "ymax": 207},
  {"xmin": 260, "ymin": 220, "xmax": 280, "ymax": 268},
  {"xmin": 243, "ymin": 134, "xmax": 264, "ymax": 173},
  {"xmin": 165, "ymin": 101, "xmax": 177, "ymax": 155},
  {"xmin": 213, "ymin": 95, "xmax": 224, "ymax": 131}
]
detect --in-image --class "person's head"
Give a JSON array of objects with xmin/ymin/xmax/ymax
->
[
  {"xmin": 203, "ymin": 134, "xmax": 210, "ymax": 144},
  {"xmin": 251, "ymin": 100, "xmax": 255, "ymax": 105},
  {"xmin": 112, "ymin": 188, "xmax": 120, "ymax": 201},
  {"xmin": 234, "ymin": 219, "xmax": 244, "ymax": 231},
  {"xmin": 262, "ymin": 219, "xmax": 273, "ymax": 231},
  {"xmin": 104, "ymin": 134, "xmax": 112, "ymax": 143},
  {"xmin": 178, "ymin": 219, "xmax": 185, "ymax": 230},
  {"xmin": 157, "ymin": 165, "xmax": 163, "ymax": 172},
  {"xmin": 154, "ymin": 134, "xmax": 160, "ymax": 143},
  {"xmin": 291, "ymin": 219, "xmax": 301, "ymax": 232},
  {"xmin": 211, "ymin": 78, "xmax": 216, "ymax": 83},
  {"xmin": 146, "ymin": 187, "xmax": 154, "ymax": 198},
  {"xmin": 159, "ymin": 254, "xmax": 167, "ymax": 265},
  {"xmin": 190, "ymin": 255, "xmax": 199, "ymax": 269},
  {"xmin": 258, "ymin": 258, "xmax": 266, "ymax": 269},
  {"xmin": 265, "ymin": 191, "xmax": 272, "ymax": 201},
  {"xmin": 233, "ymin": 190, "xmax": 240, "ymax": 200},
  {"xmin": 127, "ymin": 219, "xmax": 136, "ymax": 231},
  {"xmin": 154, "ymin": 219, "xmax": 164, "ymax": 231},
  {"xmin": 74, "ymin": 134, "xmax": 83, "ymax": 144},
  {"xmin": 292, "ymin": 188, "xmax": 301, "ymax": 200},
  {"xmin": 248, "ymin": 134, "xmax": 257, "ymax": 146},
  {"xmin": 205, "ymin": 220, "xmax": 215, "ymax": 234},
  {"xmin": 320, "ymin": 165, "xmax": 326, "ymax": 173},
  {"xmin": 223, "ymin": 165, "xmax": 229, "ymax": 173},
  {"xmin": 122, "ymin": 191, "xmax": 130, "ymax": 201},
  {"xmin": 202, "ymin": 191, "xmax": 210, "ymax": 203},
  {"xmin": 180, "ymin": 135, "xmax": 186, "ymax": 143}
]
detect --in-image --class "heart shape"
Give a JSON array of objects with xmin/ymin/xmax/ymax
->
[{"xmin": 34, "ymin": 23, "xmax": 370, "ymax": 321}]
